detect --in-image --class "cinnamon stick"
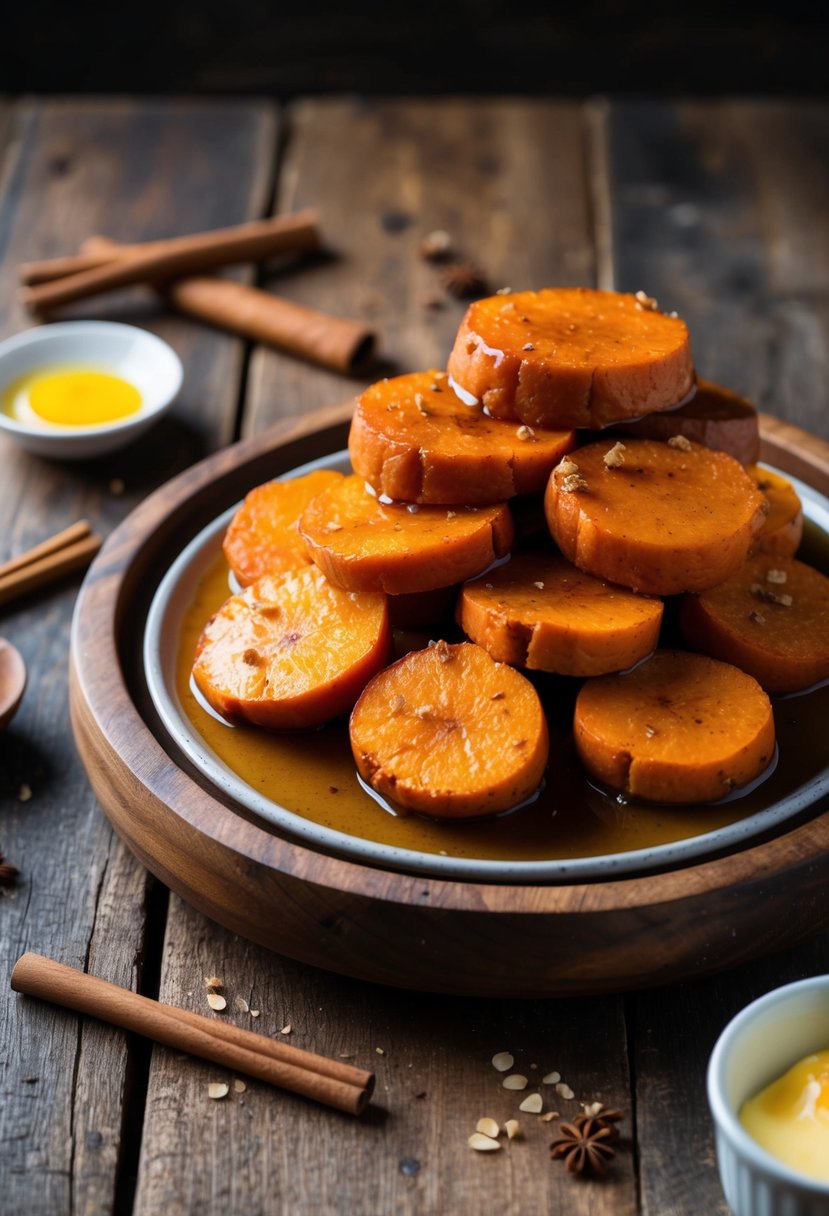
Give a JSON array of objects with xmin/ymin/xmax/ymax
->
[
  {"xmin": 165, "ymin": 277, "xmax": 376, "ymax": 373},
  {"xmin": 0, "ymin": 520, "xmax": 92, "ymax": 580},
  {"xmin": 11, "ymin": 953, "xmax": 374, "ymax": 1116},
  {"xmin": 0, "ymin": 532, "xmax": 102, "ymax": 606},
  {"xmin": 20, "ymin": 211, "xmax": 320, "ymax": 314}
]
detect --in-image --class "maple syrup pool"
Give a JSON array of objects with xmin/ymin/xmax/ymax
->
[{"xmin": 166, "ymin": 511, "xmax": 829, "ymax": 872}]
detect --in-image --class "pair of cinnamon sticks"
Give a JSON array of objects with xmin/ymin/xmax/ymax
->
[
  {"xmin": 11, "ymin": 952, "xmax": 374, "ymax": 1116},
  {"xmin": 19, "ymin": 212, "xmax": 376, "ymax": 375},
  {"xmin": 0, "ymin": 520, "xmax": 102, "ymax": 607}
]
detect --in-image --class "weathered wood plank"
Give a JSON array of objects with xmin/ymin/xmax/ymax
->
[
  {"xmin": 136, "ymin": 896, "xmax": 635, "ymax": 1216},
  {"xmin": 0, "ymin": 98, "xmax": 276, "ymax": 1216},
  {"xmin": 605, "ymin": 99, "xmax": 829, "ymax": 438},
  {"xmin": 607, "ymin": 98, "xmax": 829, "ymax": 1216},
  {"xmin": 245, "ymin": 97, "xmax": 596, "ymax": 428},
  {"xmin": 134, "ymin": 98, "xmax": 637, "ymax": 1216}
]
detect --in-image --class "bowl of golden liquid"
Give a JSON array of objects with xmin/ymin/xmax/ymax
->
[
  {"xmin": 708, "ymin": 975, "xmax": 829, "ymax": 1215},
  {"xmin": 0, "ymin": 321, "xmax": 182, "ymax": 458}
]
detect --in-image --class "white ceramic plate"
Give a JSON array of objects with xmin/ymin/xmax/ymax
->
[{"xmin": 143, "ymin": 454, "xmax": 829, "ymax": 882}]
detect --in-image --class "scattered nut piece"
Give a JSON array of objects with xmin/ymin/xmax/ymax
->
[
  {"xmin": 414, "ymin": 705, "xmax": 432, "ymax": 719},
  {"xmin": 468, "ymin": 1132, "xmax": 501, "ymax": 1152},
  {"xmin": 516, "ymin": 424, "xmax": 535, "ymax": 441},
  {"xmin": 766, "ymin": 569, "xmax": 787, "ymax": 584},
  {"xmin": 376, "ymin": 1047, "xmax": 386, "ymax": 1055},
  {"xmin": 280, "ymin": 1024, "xmax": 292, "ymax": 1035},
  {"xmin": 555, "ymin": 1082, "xmax": 575, "ymax": 1099},
  {"xmin": 542, "ymin": 1071, "xmax": 561, "ymax": 1085},
  {"xmin": 748, "ymin": 610, "xmax": 766, "ymax": 624},
  {"xmin": 541, "ymin": 1111, "xmax": 560, "ymax": 1122},
  {"xmin": 503, "ymin": 1074, "xmax": 529, "ymax": 1091},
  {"xmin": 204, "ymin": 976, "xmax": 224, "ymax": 992},
  {"xmin": 522, "ymin": 342, "xmax": 535, "ymax": 351},
  {"xmin": 504, "ymin": 1119, "xmax": 520, "ymax": 1139},
  {"xmin": 519, "ymin": 1093, "xmax": 544, "ymax": 1114},
  {"xmin": 433, "ymin": 639, "xmax": 453, "ymax": 663},
  {"xmin": 233, "ymin": 996, "xmax": 250, "ymax": 1014},
  {"xmin": 476, "ymin": 1117, "xmax": 500, "ymax": 1139},
  {"xmin": 389, "ymin": 694, "xmax": 406, "ymax": 714},
  {"xmin": 233, "ymin": 1079, "xmax": 247, "ymax": 1094},
  {"xmin": 492, "ymin": 1051, "xmax": 514, "ymax": 1072},
  {"xmin": 18, "ymin": 784, "xmax": 32, "ymax": 802},
  {"xmin": 560, "ymin": 473, "xmax": 589, "ymax": 493},
  {"xmin": 533, "ymin": 581, "xmax": 545, "ymax": 590},
  {"xmin": 338, "ymin": 1052, "xmax": 355, "ymax": 1059},
  {"xmin": 582, "ymin": 1100, "xmax": 604, "ymax": 1117},
  {"xmin": 419, "ymin": 229, "xmax": 454, "ymax": 261},
  {"xmin": 206, "ymin": 993, "xmax": 227, "ymax": 1012},
  {"xmin": 644, "ymin": 724, "xmax": 656, "ymax": 738},
  {"xmin": 603, "ymin": 441, "xmax": 627, "ymax": 469},
  {"xmin": 634, "ymin": 289, "xmax": 658, "ymax": 311},
  {"xmin": 208, "ymin": 1082, "xmax": 229, "ymax": 1100},
  {"xmin": 250, "ymin": 1010, "xmax": 260, "ymax": 1018},
  {"xmin": 496, "ymin": 286, "xmax": 513, "ymax": 295},
  {"xmin": 557, "ymin": 459, "xmax": 579, "ymax": 477},
  {"xmin": 667, "ymin": 434, "xmax": 693, "ymax": 452}
]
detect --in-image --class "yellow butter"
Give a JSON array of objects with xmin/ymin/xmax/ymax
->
[
  {"xmin": 740, "ymin": 1048, "xmax": 829, "ymax": 1183},
  {"xmin": 2, "ymin": 365, "xmax": 141, "ymax": 428}
]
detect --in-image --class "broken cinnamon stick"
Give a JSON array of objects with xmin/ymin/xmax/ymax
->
[
  {"xmin": 20, "ymin": 211, "xmax": 320, "ymax": 314},
  {"xmin": 11, "ymin": 953, "xmax": 374, "ymax": 1116}
]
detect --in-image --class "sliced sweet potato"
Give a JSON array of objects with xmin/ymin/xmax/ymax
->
[
  {"xmin": 748, "ymin": 465, "xmax": 804, "ymax": 558},
  {"xmin": 574, "ymin": 650, "xmax": 775, "ymax": 803},
  {"xmin": 348, "ymin": 369, "xmax": 575, "ymax": 504},
  {"xmin": 299, "ymin": 474, "xmax": 514, "ymax": 595},
  {"xmin": 193, "ymin": 566, "xmax": 391, "ymax": 729},
  {"xmin": 349, "ymin": 641, "xmax": 549, "ymax": 818},
  {"xmin": 611, "ymin": 377, "xmax": 760, "ymax": 464},
  {"xmin": 544, "ymin": 437, "xmax": 766, "ymax": 595},
  {"xmin": 459, "ymin": 552, "xmax": 663, "ymax": 676},
  {"xmin": 223, "ymin": 469, "xmax": 344, "ymax": 587},
  {"xmin": 679, "ymin": 554, "xmax": 829, "ymax": 694},
  {"xmin": 446, "ymin": 287, "xmax": 694, "ymax": 429}
]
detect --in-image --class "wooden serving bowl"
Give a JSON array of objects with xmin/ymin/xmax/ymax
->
[{"xmin": 69, "ymin": 405, "xmax": 829, "ymax": 997}]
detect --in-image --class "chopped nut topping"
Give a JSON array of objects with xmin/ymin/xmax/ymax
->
[
  {"xmin": 476, "ymin": 1117, "xmax": 500, "ymax": 1139},
  {"xmin": 533, "ymin": 581, "xmax": 545, "ymax": 590},
  {"xmin": 644, "ymin": 724, "xmax": 656, "ymax": 738},
  {"xmin": 751, "ymin": 583, "xmax": 793, "ymax": 607},
  {"xmin": 242, "ymin": 648, "xmax": 261, "ymax": 667},
  {"xmin": 468, "ymin": 1132, "xmax": 501, "ymax": 1152},
  {"xmin": 634, "ymin": 289, "xmax": 658, "ymax": 310},
  {"xmin": 667, "ymin": 434, "xmax": 693, "ymax": 452},
  {"xmin": 603, "ymin": 441, "xmax": 627, "ymax": 469},
  {"xmin": 324, "ymin": 521, "xmax": 343, "ymax": 532},
  {"xmin": 250, "ymin": 1010, "xmax": 260, "ymax": 1018},
  {"xmin": 414, "ymin": 705, "xmax": 432, "ymax": 719},
  {"xmin": 748, "ymin": 610, "xmax": 766, "ymax": 624},
  {"xmin": 281, "ymin": 1024, "xmax": 292, "ymax": 1035},
  {"xmin": 766, "ymin": 568, "xmax": 787, "ymax": 584},
  {"xmin": 433, "ymin": 639, "xmax": 453, "ymax": 662},
  {"xmin": 558, "ymin": 458, "xmax": 579, "ymax": 477},
  {"xmin": 560, "ymin": 473, "xmax": 589, "ymax": 493},
  {"xmin": 496, "ymin": 286, "xmax": 513, "ymax": 295},
  {"xmin": 516, "ymin": 424, "xmax": 535, "ymax": 441},
  {"xmin": 414, "ymin": 392, "xmax": 429, "ymax": 416},
  {"xmin": 522, "ymin": 342, "xmax": 535, "ymax": 351},
  {"xmin": 492, "ymin": 1052, "xmax": 515, "ymax": 1072},
  {"xmin": 389, "ymin": 694, "xmax": 406, "ymax": 714},
  {"xmin": 490, "ymin": 691, "xmax": 505, "ymax": 701},
  {"xmin": 519, "ymin": 1093, "xmax": 544, "ymax": 1114}
]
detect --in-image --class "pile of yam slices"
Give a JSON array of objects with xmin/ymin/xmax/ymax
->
[{"xmin": 193, "ymin": 287, "xmax": 829, "ymax": 815}]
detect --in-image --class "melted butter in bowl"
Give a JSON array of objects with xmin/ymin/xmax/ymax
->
[
  {"xmin": 3, "ymin": 364, "xmax": 143, "ymax": 429},
  {"xmin": 740, "ymin": 1049, "xmax": 829, "ymax": 1183}
]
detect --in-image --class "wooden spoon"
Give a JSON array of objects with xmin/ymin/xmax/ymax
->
[{"xmin": 0, "ymin": 638, "xmax": 26, "ymax": 730}]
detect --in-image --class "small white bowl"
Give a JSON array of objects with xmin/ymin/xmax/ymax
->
[
  {"xmin": 708, "ymin": 975, "xmax": 829, "ymax": 1216},
  {"xmin": 0, "ymin": 321, "xmax": 183, "ymax": 459}
]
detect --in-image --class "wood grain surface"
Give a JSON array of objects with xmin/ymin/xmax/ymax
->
[{"xmin": 2, "ymin": 96, "xmax": 828, "ymax": 1216}]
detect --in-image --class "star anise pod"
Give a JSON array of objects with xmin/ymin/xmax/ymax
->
[
  {"xmin": 550, "ymin": 1116, "xmax": 617, "ymax": 1175},
  {"xmin": 0, "ymin": 850, "xmax": 19, "ymax": 885},
  {"xmin": 439, "ymin": 260, "xmax": 488, "ymax": 299},
  {"xmin": 575, "ymin": 1105, "xmax": 623, "ymax": 1141}
]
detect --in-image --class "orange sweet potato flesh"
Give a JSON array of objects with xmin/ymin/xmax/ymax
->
[
  {"xmin": 544, "ymin": 438, "xmax": 766, "ymax": 595},
  {"xmin": 574, "ymin": 650, "xmax": 775, "ymax": 803},
  {"xmin": 348, "ymin": 369, "xmax": 575, "ymax": 504},
  {"xmin": 446, "ymin": 288, "xmax": 694, "ymax": 429},
  {"xmin": 223, "ymin": 469, "xmax": 344, "ymax": 586},
  {"xmin": 748, "ymin": 465, "xmax": 804, "ymax": 558},
  {"xmin": 193, "ymin": 566, "xmax": 391, "ymax": 729},
  {"xmin": 611, "ymin": 377, "xmax": 760, "ymax": 465},
  {"xmin": 299, "ymin": 474, "xmax": 514, "ymax": 595},
  {"xmin": 459, "ymin": 552, "xmax": 663, "ymax": 676},
  {"xmin": 679, "ymin": 554, "xmax": 829, "ymax": 694},
  {"xmin": 349, "ymin": 641, "xmax": 549, "ymax": 818}
]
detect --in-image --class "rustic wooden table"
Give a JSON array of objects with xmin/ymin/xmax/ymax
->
[{"xmin": 1, "ymin": 97, "xmax": 828, "ymax": 1216}]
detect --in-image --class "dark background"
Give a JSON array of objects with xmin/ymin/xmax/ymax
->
[{"xmin": 5, "ymin": 0, "xmax": 829, "ymax": 94}]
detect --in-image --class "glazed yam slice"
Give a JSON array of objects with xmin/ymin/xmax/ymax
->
[
  {"xmin": 193, "ymin": 566, "xmax": 390, "ymax": 729},
  {"xmin": 611, "ymin": 377, "xmax": 760, "ymax": 465},
  {"xmin": 446, "ymin": 287, "xmax": 693, "ymax": 429},
  {"xmin": 574, "ymin": 650, "xmax": 775, "ymax": 804},
  {"xmin": 299, "ymin": 474, "xmax": 513, "ymax": 594},
  {"xmin": 348, "ymin": 369, "xmax": 575, "ymax": 504},
  {"xmin": 748, "ymin": 465, "xmax": 804, "ymax": 558},
  {"xmin": 223, "ymin": 469, "xmax": 344, "ymax": 586},
  {"xmin": 544, "ymin": 438, "xmax": 766, "ymax": 595},
  {"xmin": 679, "ymin": 554, "xmax": 829, "ymax": 694},
  {"xmin": 350, "ymin": 641, "xmax": 549, "ymax": 818},
  {"xmin": 459, "ymin": 552, "xmax": 663, "ymax": 676}
]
